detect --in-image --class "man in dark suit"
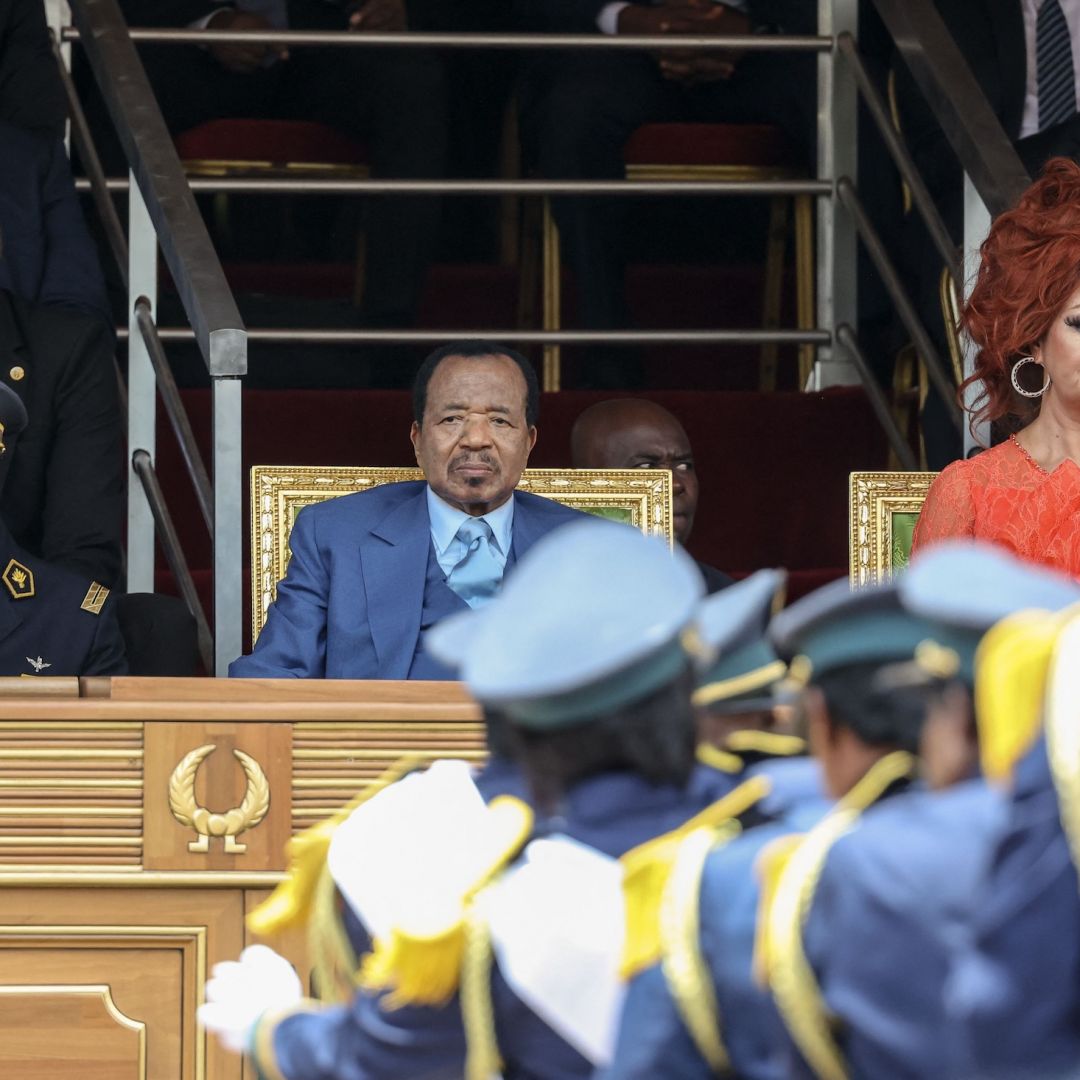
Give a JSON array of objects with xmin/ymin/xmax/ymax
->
[
  {"xmin": 230, "ymin": 341, "xmax": 586, "ymax": 679},
  {"xmin": 570, "ymin": 398, "xmax": 734, "ymax": 592},
  {"xmin": 0, "ymin": 382, "xmax": 126, "ymax": 676},
  {"xmin": 0, "ymin": 122, "xmax": 112, "ymax": 327},
  {"xmin": 0, "ymin": 0, "xmax": 67, "ymax": 136},
  {"xmin": 0, "ymin": 289, "xmax": 124, "ymax": 588},
  {"xmin": 82, "ymin": 0, "xmax": 448, "ymax": 335},
  {"xmin": 516, "ymin": 0, "xmax": 815, "ymax": 366}
]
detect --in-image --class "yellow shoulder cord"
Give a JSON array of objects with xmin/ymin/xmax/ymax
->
[
  {"xmin": 248, "ymin": 752, "xmax": 444, "ymax": 938},
  {"xmin": 1044, "ymin": 612, "xmax": 1080, "ymax": 878},
  {"xmin": 763, "ymin": 751, "xmax": 916, "ymax": 1080},
  {"xmin": 696, "ymin": 742, "xmax": 745, "ymax": 774},
  {"xmin": 461, "ymin": 891, "xmax": 502, "ymax": 1080},
  {"xmin": 659, "ymin": 820, "xmax": 742, "ymax": 1075},
  {"xmin": 308, "ymin": 862, "xmax": 360, "ymax": 1004}
]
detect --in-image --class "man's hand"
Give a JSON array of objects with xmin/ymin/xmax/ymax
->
[
  {"xmin": 348, "ymin": 0, "xmax": 407, "ymax": 32},
  {"xmin": 617, "ymin": 1, "xmax": 752, "ymax": 84},
  {"xmin": 206, "ymin": 10, "xmax": 288, "ymax": 74}
]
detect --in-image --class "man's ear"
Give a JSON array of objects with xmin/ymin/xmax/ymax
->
[
  {"xmin": 803, "ymin": 686, "xmax": 834, "ymax": 759},
  {"xmin": 409, "ymin": 421, "xmax": 422, "ymax": 464},
  {"xmin": 526, "ymin": 426, "xmax": 538, "ymax": 453}
]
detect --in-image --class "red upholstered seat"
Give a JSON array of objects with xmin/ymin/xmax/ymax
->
[
  {"xmin": 623, "ymin": 122, "xmax": 795, "ymax": 169},
  {"xmin": 174, "ymin": 118, "xmax": 369, "ymax": 168}
]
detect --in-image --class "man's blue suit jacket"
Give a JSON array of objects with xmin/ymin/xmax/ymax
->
[{"xmin": 230, "ymin": 480, "xmax": 585, "ymax": 679}]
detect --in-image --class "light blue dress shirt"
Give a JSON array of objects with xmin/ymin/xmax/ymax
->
[{"xmin": 425, "ymin": 486, "xmax": 515, "ymax": 579}]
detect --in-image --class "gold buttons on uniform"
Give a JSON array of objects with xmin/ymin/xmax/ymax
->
[{"xmin": 9, "ymin": 366, "xmax": 24, "ymax": 381}]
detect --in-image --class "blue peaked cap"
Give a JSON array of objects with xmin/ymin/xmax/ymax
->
[
  {"xmin": 426, "ymin": 519, "xmax": 704, "ymax": 728},
  {"xmin": 693, "ymin": 569, "xmax": 790, "ymax": 712},
  {"xmin": 901, "ymin": 541, "xmax": 1080, "ymax": 629}
]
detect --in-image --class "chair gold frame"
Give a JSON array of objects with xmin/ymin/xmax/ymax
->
[
  {"xmin": 250, "ymin": 466, "xmax": 674, "ymax": 640},
  {"xmin": 539, "ymin": 160, "xmax": 815, "ymax": 392},
  {"xmin": 849, "ymin": 471, "xmax": 938, "ymax": 587}
]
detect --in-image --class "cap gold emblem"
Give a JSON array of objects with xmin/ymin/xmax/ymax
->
[{"xmin": 8, "ymin": 366, "xmax": 24, "ymax": 382}]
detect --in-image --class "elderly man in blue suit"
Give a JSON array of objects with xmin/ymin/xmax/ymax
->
[{"xmin": 230, "ymin": 341, "xmax": 585, "ymax": 679}]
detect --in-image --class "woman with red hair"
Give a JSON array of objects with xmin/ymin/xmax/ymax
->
[{"xmin": 912, "ymin": 157, "xmax": 1080, "ymax": 575}]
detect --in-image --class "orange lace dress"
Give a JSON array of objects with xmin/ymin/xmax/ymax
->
[{"xmin": 912, "ymin": 436, "xmax": 1080, "ymax": 577}]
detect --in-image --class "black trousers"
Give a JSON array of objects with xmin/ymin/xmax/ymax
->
[
  {"xmin": 81, "ymin": 3, "xmax": 448, "ymax": 326},
  {"xmin": 519, "ymin": 49, "xmax": 815, "ymax": 331}
]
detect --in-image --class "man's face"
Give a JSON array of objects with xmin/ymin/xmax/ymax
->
[
  {"xmin": 410, "ymin": 354, "xmax": 537, "ymax": 515},
  {"xmin": 589, "ymin": 416, "xmax": 698, "ymax": 545}
]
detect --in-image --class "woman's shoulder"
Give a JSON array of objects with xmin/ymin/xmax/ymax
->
[{"xmin": 933, "ymin": 439, "xmax": 1024, "ymax": 489}]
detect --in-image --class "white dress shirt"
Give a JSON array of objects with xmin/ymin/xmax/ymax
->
[{"xmin": 1020, "ymin": 0, "xmax": 1080, "ymax": 137}]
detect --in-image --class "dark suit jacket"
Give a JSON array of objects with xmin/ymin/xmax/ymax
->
[
  {"xmin": 0, "ymin": 0, "xmax": 66, "ymax": 136},
  {"xmin": 230, "ymin": 481, "xmax": 586, "ymax": 679},
  {"xmin": 0, "ymin": 123, "xmax": 111, "ymax": 325},
  {"xmin": 0, "ymin": 525, "xmax": 126, "ymax": 676},
  {"xmin": 0, "ymin": 291, "xmax": 124, "ymax": 587}
]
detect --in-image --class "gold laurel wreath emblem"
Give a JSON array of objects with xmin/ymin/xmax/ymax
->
[{"xmin": 168, "ymin": 744, "xmax": 270, "ymax": 853}]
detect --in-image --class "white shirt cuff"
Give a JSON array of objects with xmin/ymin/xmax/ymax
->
[
  {"xmin": 597, "ymin": 2, "xmax": 629, "ymax": 34},
  {"xmin": 191, "ymin": 7, "xmax": 231, "ymax": 29}
]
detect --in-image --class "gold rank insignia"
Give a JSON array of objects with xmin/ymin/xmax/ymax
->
[
  {"xmin": 2, "ymin": 559, "xmax": 34, "ymax": 600},
  {"xmin": 80, "ymin": 582, "xmax": 109, "ymax": 615}
]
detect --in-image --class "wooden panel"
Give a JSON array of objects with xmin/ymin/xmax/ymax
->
[
  {"xmin": 292, "ymin": 720, "xmax": 486, "ymax": 828},
  {"xmin": 109, "ymin": 677, "xmax": 476, "ymax": 706},
  {"xmin": 0, "ymin": 723, "xmax": 142, "ymax": 868},
  {"xmin": 0, "ymin": 984, "xmax": 145, "ymax": 1079},
  {"xmin": 0, "ymin": 888, "xmax": 246, "ymax": 1080},
  {"xmin": 145, "ymin": 724, "xmax": 291, "ymax": 872}
]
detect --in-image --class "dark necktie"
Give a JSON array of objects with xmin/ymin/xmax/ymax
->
[
  {"xmin": 446, "ymin": 518, "xmax": 502, "ymax": 609},
  {"xmin": 1038, "ymin": 0, "xmax": 1078, "ymax": 131}
]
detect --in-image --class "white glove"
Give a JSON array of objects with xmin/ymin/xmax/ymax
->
[{"xmin": 198, "ymin": 944, "xmax": 303, "ymax": 1053}]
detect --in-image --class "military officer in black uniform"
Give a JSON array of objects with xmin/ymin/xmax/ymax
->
[{"xmin": 0, "ymin": 383, "xmax": 126, "ymax": 676}]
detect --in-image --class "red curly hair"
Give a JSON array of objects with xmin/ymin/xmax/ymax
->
[{"xmin": 963, "ymin": 156, "xmax": 1080, "ymax": 429}]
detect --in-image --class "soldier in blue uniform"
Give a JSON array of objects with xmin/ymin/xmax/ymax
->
[
  {"xmin": 602, "ymin": 569, "xmax": 830, "ymax": 1080},
  {"xmin": 200, "ymin": 521, "xmax": 775, "ymax": 1080},
  {"xmin": 0, "ymin": 383, "xmax": 125, "ymax": 676},
  {"xmin": 904, "ymin": 547, "xmax": 1080, "ymax": 1077},
  {"xmin": 761, "ymin": 544, "xmax": 1080, "ymax": 1080}
]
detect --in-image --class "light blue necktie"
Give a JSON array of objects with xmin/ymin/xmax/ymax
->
[
  {"xmin": 446, "ymin": 518, "xmax": 503, "ymax": 609},
  {"xmin": 1038, "ymin": 0, "xmax": 1077, "ymax": 131}
]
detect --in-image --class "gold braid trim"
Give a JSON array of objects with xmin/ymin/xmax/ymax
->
[
  {"xmin": 1044, "ymin": 612, "xmax": 1080, "ymax": 881},
  {"xmin": 724, "ymin": 731, "xmax": 806, "ymax": 757},
  {"xmin": 696, "ymin": 742, "xmax": 745, "ymax": 774},
  {"xmin": 660, "ymin": 822, "xmax": 741, "ymax": 1074},
  {"xmin": 764, "ymin": 751, "xmax": 916, "ymax": 1080},
  {"xmin": 461, "ymin": 892, "xmax": 502, "ymax": 1080},
  {"xmin": 308, "ymin": 863, "xmax": 360, "ymax": 1003}
]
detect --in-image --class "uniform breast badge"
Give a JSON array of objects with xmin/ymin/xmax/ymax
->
[
  {"xmin": 80, "ymin": 582, "xmax": 110, "ymax": 615},
  {"xmin": 2, "ymin": 558, "xmax": 34, "ymax": 599},
  {"xmin": 25, "ymin": 657, "xmax": 51, "ymax": 673},
  {"xmin": 168, "ymin": 744, "xmax": 270, "ymax": 853}
]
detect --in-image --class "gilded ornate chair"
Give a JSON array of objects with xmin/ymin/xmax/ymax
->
[
  {"xmin": 250, "ymin": 466, "xmax": 674, "ymax": 639},
  {"xmin": 849, "ymin": 471, "xmax": 938, "ymax": 587}
]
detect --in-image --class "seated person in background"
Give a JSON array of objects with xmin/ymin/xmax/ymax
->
[
  {"xmin": 0, "ymin": 122, "xmax": 112, "ymax": 327},
  {"xmin": 913, "ymin": 159, "xmax": 1080, "ymax": 576},
  {"xmin": 0, "ymin": 288, "xmax": 123, "ymax": 587},
  {"xmin": 83, "ymin": 0, "xmax": 449, "ymax": 335},
  {"xmin": 571, "ymin": 398, "xmax": 733, "ymax": 592},
  {"xmin": 0, "ymin": 382, "xmax": 125, "ymax": 675},
  {"xmin": 230, "ymin": 341, "xmax": 585, "ymax": 679},
  {"xmin": 0, "ymin": 0, "xmax": 67, "ymax": 136},
  {"xmin": 516, "ymin": 0, "xmax": 814, "ymax": 372},
  {"xmin": 203, "ymin": 521, "xmax": 784, "ymax": 1077}
]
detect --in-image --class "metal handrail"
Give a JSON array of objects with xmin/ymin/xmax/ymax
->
[
  {"xmin": 63, "ymin": 27, "xmax": 830, "ymax": 52},
  {"xmin": 836, "ymin": 177, "xmax": 962, "ymax": 431},
  {"xmin": 71, "ymin": 0, "xmax": 247, "ymax": 377},
  {"xmin": 134, "ymin": 299, "xmax": 214, "ymax": 534},
  {"xmin": 121, "ymin": 327, "xmax": 830, "ymax": 345},
  {"xmin": 835, "ymin": 33, "xmax": 960, "ymax": 288},
  {"xmin": 131, "ymin": 450, "xmax": 214, "ymax": 673},
  {"xmin": 836, "ymin": 325, "xmax": 918, "ymax": 470},
  {"xmin": 79, "ymin": 178, "xmax": 832, "ymax": 196},
  {"xmin": 869, "ymin": 0, "xmax": 1029, "ymax": 217}
]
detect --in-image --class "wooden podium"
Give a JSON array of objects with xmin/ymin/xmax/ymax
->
[{"xmin": 0, "ymin": 677, "xmax": 483, "ymax": 1079}]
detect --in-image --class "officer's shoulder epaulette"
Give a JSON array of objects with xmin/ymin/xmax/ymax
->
[{"xmin": 80, "ymin": 582, "xmax": 110, "ymax": 615}]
